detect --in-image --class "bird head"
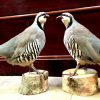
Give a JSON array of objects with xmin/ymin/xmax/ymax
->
[
  {"xmin": 35, "ymin": 12, "xmax": 49, "ymax": 30},
  {"xmin": 57, "ymin": 12, "xmax": 74, "ymax": 28}
]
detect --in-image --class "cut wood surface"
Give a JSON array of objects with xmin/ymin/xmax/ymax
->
[
  {"xmin": 19, "ymin": 70, "xmax": 48, "ymax": 95},
  {"xmin": 62, "ymin": 68, "xmax": 98, "ymax": 96},
  {"xmin": 0, "ymin": 76, "xmax": 100, "ymax": 100}
]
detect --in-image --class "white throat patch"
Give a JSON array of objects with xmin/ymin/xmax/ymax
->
[{"xmin": 62, "ymin": 16, "xmax": 70, "ymax": 27}]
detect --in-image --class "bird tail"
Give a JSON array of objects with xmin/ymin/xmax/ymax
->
[
  {"xmin": 0, "ymin": 36, "xmax": 16, "ymax": 58},
  {"xmin": 0, "ymin": 45, "xmax": 2, "ymax": 54},
  {"xmin": 0, "ymin": 44, "xmax": 8, "ymax": 57},
  {"xmin": 0, "ymin": 44, "xmax": 4, "ymax": 57}
]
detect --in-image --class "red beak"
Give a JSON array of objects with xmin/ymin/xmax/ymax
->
[
  {"xmin": 56, "ymin": 15, "xmax": 63, "ymax": 19},
  {"xmin": 44, "ymin": 14, "xmax": 50, "ymax": 18}
]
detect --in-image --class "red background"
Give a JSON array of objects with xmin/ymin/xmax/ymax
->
[{"xmin": 0, "ymin": 0, "xmax": 100, "ymax": 76}]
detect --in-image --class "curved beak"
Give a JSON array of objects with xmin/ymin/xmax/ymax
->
[
  {"xmin": 44, "ymin": 13, "xmax": 50, "ymax": 18},
  {"xmin": 56, "ymin": 15, "xmax": 63, "ymax": 19}
]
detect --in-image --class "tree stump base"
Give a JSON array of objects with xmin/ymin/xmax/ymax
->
[
  {"xmin": 19, "ymin": 70, "xmax": 48, "ymax": 95},
  {"xmin": 62, "ymin": 68, "xmax": 98, "ymax": 96}
]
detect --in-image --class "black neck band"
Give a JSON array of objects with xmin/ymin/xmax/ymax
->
[{"xmin": 37, "ymin": 14, "xmax": 46, "ymax": 30}]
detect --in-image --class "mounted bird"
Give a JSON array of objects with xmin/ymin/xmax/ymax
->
[
  {"xmin": 57, "ymin": 12, "xmax": 100, "ymax": 75},
  {"xmin": 0, "ymin": 12, "xmax": 49, "ymax": 73}
]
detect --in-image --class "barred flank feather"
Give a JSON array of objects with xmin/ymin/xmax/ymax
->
[
  {"xmin": 67, "ymin": 38, "xmax": 82, "ymax": 59},
  {"xmin": 16, "ymin": 40, "xmax": 40, "ymax": 63}
]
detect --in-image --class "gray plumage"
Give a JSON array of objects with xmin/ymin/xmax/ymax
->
[
  {"xmin": 57, "ymin": 12, "xmax": 100, "ymax": 73},
  {"xmin": 0, "ymin": 12, "xmax": 49, "ymax": 69}
]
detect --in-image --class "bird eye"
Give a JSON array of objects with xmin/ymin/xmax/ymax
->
[
  {"xmin": 44, "ymin": 14, "xmax": 49, "ymax": 18},
  {"xmin": 44, "ymin": 15, "xmax": 47, "ymax": 18}
]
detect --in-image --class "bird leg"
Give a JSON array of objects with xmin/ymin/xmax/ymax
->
[
  {"xmin": 67, "ymin": 63, "xmax": 80, "ymax": 87},
  {"xmin": 30, "ymin": 63, "xmax": 41, "ymax": 74},
  {"xmin": 72, "ymin": 63, "xmax": 80, "ymax": 76}
]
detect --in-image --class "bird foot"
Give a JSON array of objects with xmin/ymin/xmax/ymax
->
[
  {"xmin": 33, "ymin": 69, "xmax": 41, "ymax": 74},
  {"xmin": 67, "ymin": 70, "xmax": 78, "ymax": 87},
  {"xmin": 32, "ymin": 68, "xmax": 42, "ymax": 74},
  {"xmin": 67, "ymin": 66, "xmax": 79, "ymax": 87},
  {"xmin": 29, "ymin": 64, "xmax": 41, "ymax": 74},
  {"xmin": 67, "ymin": 68, "xmax": 78, "ymax": 84}
]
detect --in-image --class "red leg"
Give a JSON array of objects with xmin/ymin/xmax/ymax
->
[
  {"xmin": 67, "ymin": 63, "xmax": 80, "ymax": 87},
  {"xmin": 30, "ymin": 63, "xmax": 40, "ymax": 74},
  {"xmin": 72, "ymin": 63, "xmax": 80, "ymax": 76}
]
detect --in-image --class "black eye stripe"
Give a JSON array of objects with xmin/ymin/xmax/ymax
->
[
  {"xmin": 61, "ymin": 14, "xmax": 71, "ymax": 18},
  {"xmin": 38, "ymin": 14, "xmax": 46, "ymax": 18},
  {"xmin": 37, "ymin": 13, "xmax": 46, "ymax": 30}
]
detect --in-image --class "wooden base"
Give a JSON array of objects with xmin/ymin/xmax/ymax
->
[
  {"xmin": 62, "ymin": 68, "xmax": 98, "ymax": 96},
  {"xmin": 19, "ymin": 70, "xmax": 48, "ymax": 95}
]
